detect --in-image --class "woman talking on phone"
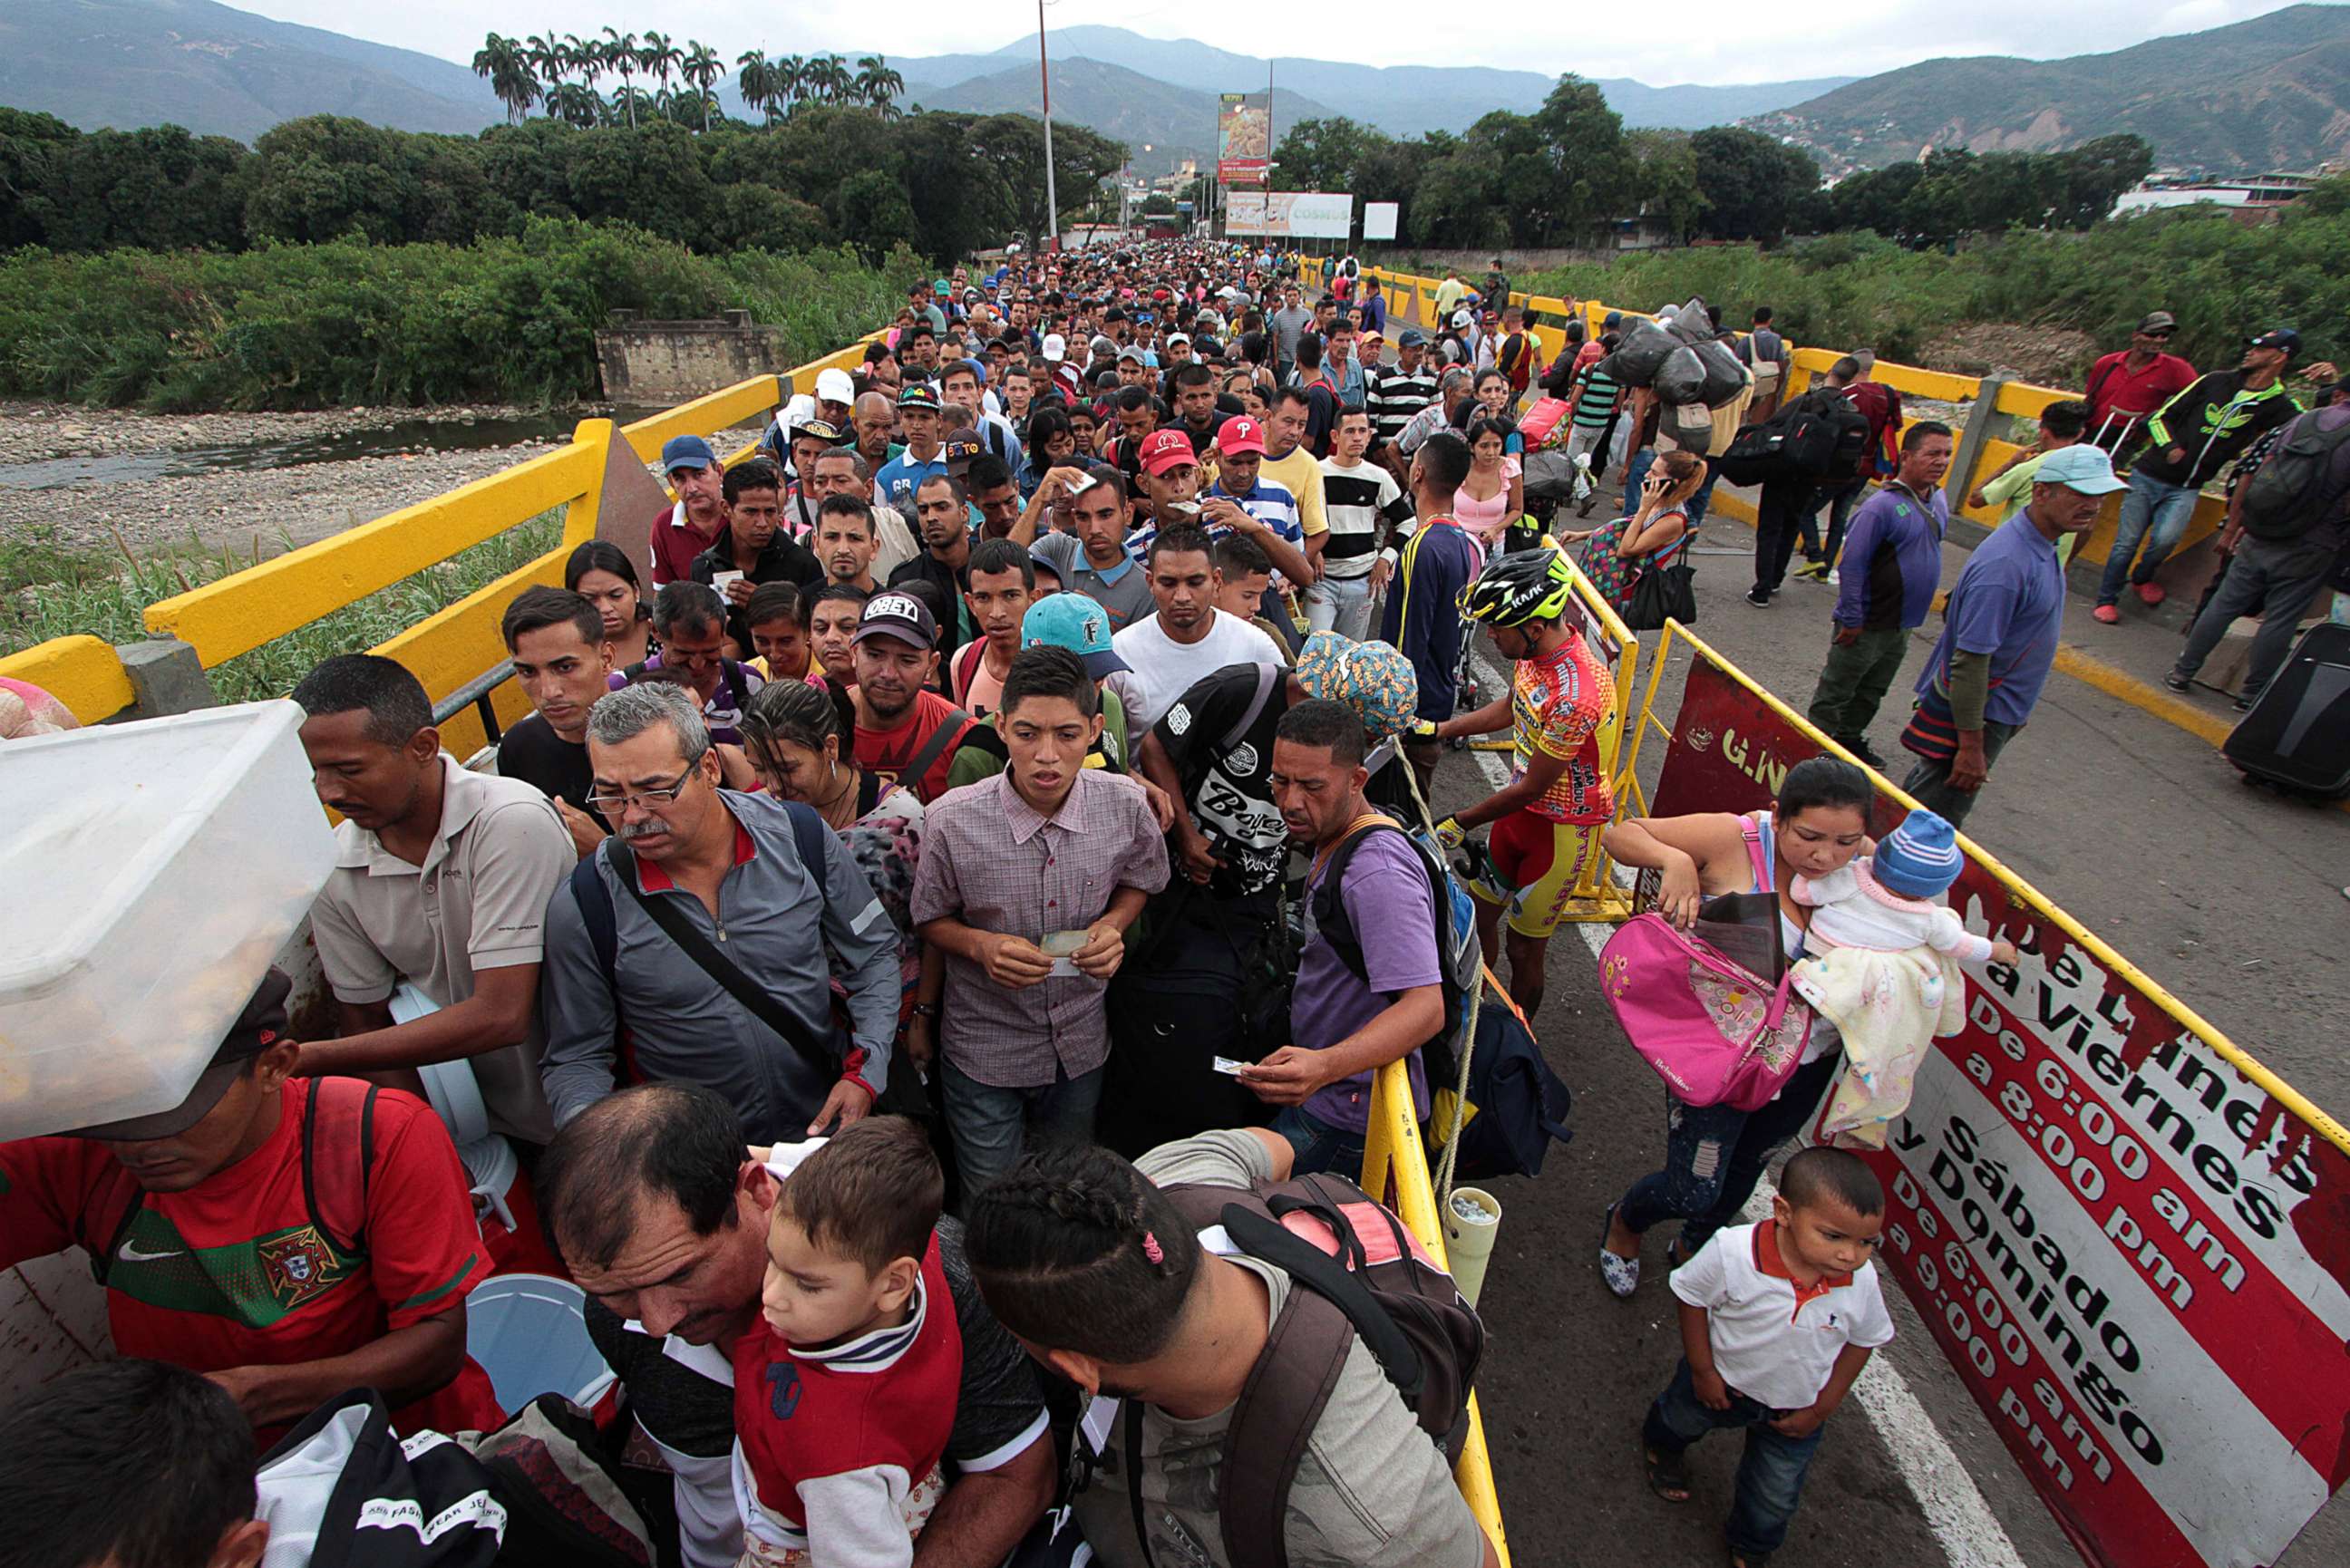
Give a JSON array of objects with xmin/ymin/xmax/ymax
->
[{"xmin": 1557, "ymin": 450, "xmax": 1704, "ymax": 619}]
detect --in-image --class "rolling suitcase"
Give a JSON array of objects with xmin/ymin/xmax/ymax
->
[{"xmin": 2221, "ymin": 622, "xmax": 2350, "ymax": 798}]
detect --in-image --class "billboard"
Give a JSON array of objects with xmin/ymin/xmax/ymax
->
[
  {"xmin": 1646, "ymin": 644, "xmax": 2350, "ymax": 1568},
  {"xmin": 1217, "ymin": 93, "xmax": 1269, "ymax": 185},
  {"xmin": 1226, "ymin": 191, "xmax": 1354, "ymax": 240},
  {"xmin": 1364, "ymin": 201, "xmax": 1400, "ymax": 241}
]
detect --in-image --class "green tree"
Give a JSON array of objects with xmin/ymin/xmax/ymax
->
[
  {"xmin": 1526, "ymin": 77, "xmax": 1634, "ymax": 245},
  {"xmin": 1272, "ymin": 117, "xmax": 1383, "ymax": 194},
  {"xmin": 854, "ymin": 56, "xmax": 905, "ymax": 116},
  {"xmin": 735, "ymin": 52, "xmax": 785, "ymax": 122},
  {"xmin": 599, "ymin": 29, "xmax": 641, "ymax": 126},
  {"xmin": 1141, "ymin": 192, "xmax": 1176, "ymax": 217},
  {"xmin": 1627, "ymin": 128, "xmax": 1706, "ymax": 244},
  {"xmin": 547, "ymin": 82, "xmax": 602, "ymax": 129},
  {"xmin": 1688, "ymin": 126, "xmax": 1816, "ymax": 241},
  {"xmin": 25, "ymin": 124, "xmax": 245, "ymax": 252},
  {"xmin": 0, "ymin": 107, "xmax": 78, "ymax": 248},
  {"xmin": 2059, "ymin": 135, "xmax": 2154, "ymax": 227},
  {"xmin": 681, "ymin": 43, "xmax": 724, "ymax": 131},
  {"xmin": 472, "ymin": 34, "xmax": 540, "ymax": 125},
  {"xmin": 637, "ymin": 32, "xmax": 683, "ymax": 96}
]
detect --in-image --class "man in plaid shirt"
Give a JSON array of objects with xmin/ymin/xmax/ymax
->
[{"xmin": 913, "ymin": 646, "xmax": 1170, "ymax": 1204}]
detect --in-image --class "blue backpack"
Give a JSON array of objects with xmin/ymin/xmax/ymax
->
[{"xmin": 1310, "ymin": 816, "xmax": 1574, "ymax": 1179}]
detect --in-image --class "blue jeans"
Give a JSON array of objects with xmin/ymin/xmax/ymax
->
[
  {"xmin": 1305, "ymin": 572, "xmax": 1376, "ymax": 639},
  {"xmin": 1801, "ymin": 480, "xmax": 1867, "ymax": 565},
  {"xmin": 942, "ymin": 1059, "xmax": 1105, "ymax": 1207},
  {"xmin": 1270, "ymin": 1104, "xmax": 1369, "ymax": 1180},
  {"xmin": 1645, "ymin": 1358, "xmax": 1827, "ymax": 1558},
  {"xmin": 1617, "ymin": 1052, "xmax": 1840, "ymax": 1255},
  {"xmin": 2097, "ymin": 469, "xmax": 2200, "ymax": 605}
]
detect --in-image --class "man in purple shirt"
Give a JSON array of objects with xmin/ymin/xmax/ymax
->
[
  {"xmin": 914, "ymin": 646, "xmax": 1170, "ymax": 1201},
  {"xmin": 1244, "ymin": 699, "xmax": 1445, "ymax": 1176},
  {"xmin": 1804, "ymin": 422, "xmax": 1954, "ymax": 768},
  {"xmin": 1898, "ymin": 444, "xmax": 2123, "ymax": 829}
]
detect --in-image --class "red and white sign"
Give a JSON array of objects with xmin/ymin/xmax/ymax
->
[{"xmin": 1650, "ymin": 653, "xmax": 2350, "ymax": 1568}]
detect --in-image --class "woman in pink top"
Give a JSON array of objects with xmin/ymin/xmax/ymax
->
[{"xmin": 1453, "ymin": 415, "xmax": 1524, "ymax": 556}]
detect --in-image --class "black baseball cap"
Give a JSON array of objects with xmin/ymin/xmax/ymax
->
[
  {"xmin": 2248, "ymin": 328, "xmax": 2302, "ymax": 355},
  {"xmin": 853, "ymin": 590, "xmax": 938, "ymax": 651},
  {"xmin": 68, "ymin": 969, "xmax": 294, "ymax": 1140}
]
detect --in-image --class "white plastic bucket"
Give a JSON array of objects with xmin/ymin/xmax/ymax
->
[
  {"xmin": 464, "ymin": 1273, "xmax": 612, "ymax": 1411},
  {"xmin": 1442, "ymin": 1187, "xmax": 1503, "ymax": 1308}
]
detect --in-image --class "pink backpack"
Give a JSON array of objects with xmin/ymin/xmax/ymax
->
[
  {"xmin": 1597, "ymin": 818, "xmax": 1813, "ymax": 1111},
  {"xmin": 1518, "ymin": 396, "xmax": 1571, "ymax": 449}
]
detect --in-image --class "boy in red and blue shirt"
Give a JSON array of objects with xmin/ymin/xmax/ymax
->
[{"xmin": 731, "ymin": 1117, "xmax": 963, "ymax": 1568}]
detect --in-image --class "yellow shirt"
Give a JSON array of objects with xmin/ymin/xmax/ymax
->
[{"xmin": 1256, "ymin": 444, "xmax": 1329, "ymax": 537}]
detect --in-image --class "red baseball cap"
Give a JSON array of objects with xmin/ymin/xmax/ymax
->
[
  {"xmin": 1140, "ymin": 428, "xmax": 1197, "ymax": 476},
  {"xmin": 1217, "ymin": 417, "xmax": 1267, "ymax": 459}
]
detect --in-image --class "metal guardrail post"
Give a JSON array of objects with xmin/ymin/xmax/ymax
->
[
  {"xmin": 1946, "ymin": 372, "xmax": 2012, "ymax": 515},
  {"xmin": 114, "ymin": 636, "xmax": 216, "ymax": 718}
]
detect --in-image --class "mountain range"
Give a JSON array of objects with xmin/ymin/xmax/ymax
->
[
  {"xmin": 1743, "ymin": 5, "xmax": 2350, "ymax": 177},
  {"xmin": 5, "ymin": 2, "xmax": 2345, "ymax": 179}
]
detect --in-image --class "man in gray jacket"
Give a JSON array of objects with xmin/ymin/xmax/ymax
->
[{"xmin": 539, "ymin": 682, "xmax": 899, "ymax": 1142}]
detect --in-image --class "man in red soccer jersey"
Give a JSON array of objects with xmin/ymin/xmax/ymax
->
[{"xmin": 0, "ymin": 969, "xmax": 502, "ymax": 1445}]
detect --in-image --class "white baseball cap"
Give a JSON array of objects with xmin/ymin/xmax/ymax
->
[
  {"xmin": 1041, "ymin": 333, "xmax": 1067, "ymax": 362},
  {"xmin": 814, "ymin": 367, "xmax": 855, "ymax": 404}
]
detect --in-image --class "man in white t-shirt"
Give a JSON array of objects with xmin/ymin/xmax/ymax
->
[
  {"xmin": 1315, "ymin": 408, "xmax": 1415, "ymax": 639},
  {"xmin": 1643, "ymin": 1147, "xmax": 1895, "ymax": 1565},
  {"xmin": 1112, "ymin": 519, "xmax": 1282, "ymax": 729}
]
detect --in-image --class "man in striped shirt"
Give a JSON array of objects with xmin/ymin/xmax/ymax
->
[
  {"xmin": 1365, "ymin": 330, "xmax": 1440, "ymax": 460},
  {"xmin": 1316, "ymin": 409, "xmax": 1416, "ymax": 639}
]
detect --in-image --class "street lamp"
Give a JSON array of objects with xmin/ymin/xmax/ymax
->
[{"xmin": 1037, "ymin": 0, "xmax": 1057, "ymax": 247}]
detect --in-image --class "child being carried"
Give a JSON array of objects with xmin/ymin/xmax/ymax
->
[
  {"xmin": 1790, "ymin": 808, "xmax": 2016, "ymax": 1147},
  {"xmin": 731, "ymin": 1118, "xmax": 963, "ymax": 1568}
]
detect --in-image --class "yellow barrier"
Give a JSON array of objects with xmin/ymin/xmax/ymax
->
[
  {"xmin": 620, "ymin": 376, "xmax": 787, "ymax": 464},
  {"xmin": 1360, "ymin": 1060, "xmax": 1512, "ymax": 1568},
  {"xmin": 0, "ymin": 634, "xmax": 136, "ymax": 725}
]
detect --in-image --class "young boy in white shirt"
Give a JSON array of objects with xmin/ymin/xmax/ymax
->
[{"xmin": 1641, "ymin": 1146, "xmax": 1896, "ymax": 1567}]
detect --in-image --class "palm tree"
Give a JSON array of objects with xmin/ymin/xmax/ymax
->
[
  {"xmin": 523, "ymin": 33, "xmax": 564, "ymax": 91},
  {"xmin": 564, "ymin": 34, "xmax": 602, "ymax": 92},
  {"xmin": 548, "ymin": 81, "xmax": 600, "ymax": 128},
  {"xmin": 775, "ymin": 53, "xmax": 808, "ymax": 113},
  {"xmin": 600, "ymin": 27, "xmax": 640, "ymax": 126},
  {"xmin": 609, "ymin": 84, "xmax": 652, "ymax": 128},
  {"xmin": 682, "ymin": 43, "xmax": 724, "ymax": 131},
  {"xmin": 807, "ymin": 53, "xmax": 853, "ymax": 105},
  {"xmin": 471, "ymin": 34, "xmax": 539, "ymax": 124},
  {"xmin": 854, "ymin": 55, "xmax": 905, "ymax": 115},
  {"xmin": 735, "ymin": 51, "xmax": 780, "ymax": 121},
  {"xmin": 638, "ymin": 31, "xmax": 684, "ymax": 96}
]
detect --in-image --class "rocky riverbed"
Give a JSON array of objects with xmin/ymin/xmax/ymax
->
[{"xmin": 0, "ymin": 402, "xmax": 595, "ymax": 559}]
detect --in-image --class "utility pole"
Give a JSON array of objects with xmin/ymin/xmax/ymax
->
[{"xmin": 1038, "ymin": 0, "xmax": 1058, "ymax": 249}]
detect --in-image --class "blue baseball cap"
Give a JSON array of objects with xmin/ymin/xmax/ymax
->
[
  {"xmin": 2033, "ymin": 444, "xmax": 2127, "ymax": 495},
  {"xmin": 660, "ymin": 434, "xmax": 717, "ymax": 476},
  {"xmin": 1023, "ymin": 594, "xmax": 1130, "ymax": 679}
]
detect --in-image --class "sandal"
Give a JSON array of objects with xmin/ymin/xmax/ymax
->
[
  {"xmin": 1597, "ymin": 1204, "xmax": 1640, "ymax": 1299},
  {"xmin": 1727, "ymin": 1551, "xmax": 1771, "ymax": 1568},
  {"xmin": 1642, "ymin": 1438, "xmax": 1692, "ymax": 1504}
]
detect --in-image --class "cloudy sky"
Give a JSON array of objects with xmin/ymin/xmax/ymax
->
[{"xmin": 235, "ymin": 0, "xmax": 2298, "ymax": 84}]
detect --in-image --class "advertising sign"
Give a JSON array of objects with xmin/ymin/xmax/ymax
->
[
  {"xmin": 1226, "ymin": 191, "xmax": 1354, "ymax": 239},
  {"xmin": 1218, "ymin": 93, "xmax": 1270, "ymax": 185},
  {"xmin": 1364, "ymin": 201, "xmax": 1400, "ymax": 241},
  {"xmin": 1647, "ymin": 649, "xmax": 2350, "ymax": 1568}
]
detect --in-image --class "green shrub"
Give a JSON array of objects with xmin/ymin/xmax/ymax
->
[{"xmin": 0, "ymin": 218, "xmax": 918, "ymax": 411}]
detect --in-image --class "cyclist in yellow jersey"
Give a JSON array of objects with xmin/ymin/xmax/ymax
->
[{"xmin": 1423, "ymin": 548, "xmax": 1615, "ymax": 1015}]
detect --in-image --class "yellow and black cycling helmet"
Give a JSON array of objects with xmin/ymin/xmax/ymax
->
[{"xmin": 1460, "ymin": 546, "xmax": 1575, "ymax": 628}]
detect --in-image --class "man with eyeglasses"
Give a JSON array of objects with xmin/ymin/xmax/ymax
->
[{"xmin": 539, "ymin": 682, "xmax": 899, "ymax": 1144}]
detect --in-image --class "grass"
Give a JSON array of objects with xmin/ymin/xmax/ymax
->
[{"xmin": 2, "ymin": 513, "xmax": 562, "ymax": 703}]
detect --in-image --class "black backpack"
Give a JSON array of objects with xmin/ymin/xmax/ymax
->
[
  {"xmin": 1717, "ymin": 387, "xmax": 1866, "ymax": 486},
  {"xmin": 2239, "ymin": 410, "xmax": 2350, "ymax": 543}
]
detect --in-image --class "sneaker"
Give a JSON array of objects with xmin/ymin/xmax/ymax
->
[
  {"xmin": 1825, "ymin": 569, "xmax": 1840, "ymax": 587},
  {"xmin": 2161, "ymin": 670, "xmax": 2192, "ymax": 693},
  {"xmin": 2093, "ymin": 604, "xmax": 2122, "ymax": 624},
  {"xmin": 1745, "ymin": 587, "xmax": 1772, "ymax": 608},
  {"xmin": 1792, "ymin": 559, "xmax": 1830, "ymax": 582},
  {"xmin": 1597, "ymin": 1205, "xmax": 1639, "ymax": 1299},
  {"xmin": 2136, "ymin": 582, "xmax": 2167, "ymax": 606}
]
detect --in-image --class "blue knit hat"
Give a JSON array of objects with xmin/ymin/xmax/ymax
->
[{"xmin": 1872, "ymin": 808, "xmax": 1965, "ymax": 899}]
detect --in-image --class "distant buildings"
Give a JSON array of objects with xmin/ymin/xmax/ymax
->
[{"xmin": 2112, "ymin": 172, "xmax": 2318, "ymax": 221}]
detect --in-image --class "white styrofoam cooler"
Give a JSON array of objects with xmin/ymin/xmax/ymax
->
[{"xmin": 0, "ymin": 700, "xmax": 335, "ymax": 1140}]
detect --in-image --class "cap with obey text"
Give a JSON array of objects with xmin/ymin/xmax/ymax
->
[
  {"xmin": 68, "ymin": 968, "xmax": 294, "ymax": 1140},
  {"xmin": 1139, "ymin": 428, "xmax": 1197, "ymax": 476},
  {"xmin": 1216, "ymin": 417, "xmax": 1268, "ymax": 459},
  {"xmin": 853, "ymin": 591, "xmax": 938, "ymax": 650}
]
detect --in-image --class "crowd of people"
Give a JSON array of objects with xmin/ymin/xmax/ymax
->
[{"xmin": 12, "ymin": 235, "xmax": 2326, "ymax": 1568}]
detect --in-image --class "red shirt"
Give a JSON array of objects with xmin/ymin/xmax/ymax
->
[
  {"xmin": 855, "ymin": 689, "xmax": 966, "ymax": 804},
  {"xmin": 649, "ymin": 498, "xmax": 726, "ymax": 587},
  {"xmin": 2084, "ymin": 349, "xmax": 2198, "ymax": 433},
  {"xmin": 0, "ymin": 1080, "xmax": 500, "ymax": 1444}
]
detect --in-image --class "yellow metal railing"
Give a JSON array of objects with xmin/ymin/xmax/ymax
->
[{"xmin": 1361, "ymin": 1060, "xmax": 1512, "ymax": 1568}]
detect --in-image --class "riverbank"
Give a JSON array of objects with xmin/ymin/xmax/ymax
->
[{"xmin": 0, "ymin": 400, "xmax": 598, "ymax": 557}]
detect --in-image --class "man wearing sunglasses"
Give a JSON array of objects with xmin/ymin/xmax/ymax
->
[
  {"xmin": 539, "ymin": 682, "xmax": 900, "ymax": 1145},
  {"xmin": 2082, "ymin": 312, "xmax": 2197, "ymax": 466}
]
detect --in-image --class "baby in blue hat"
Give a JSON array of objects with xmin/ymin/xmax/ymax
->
[{"xmin": 1790, "ymin": 808, "xmax": 2018, "ymax": 1147}]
